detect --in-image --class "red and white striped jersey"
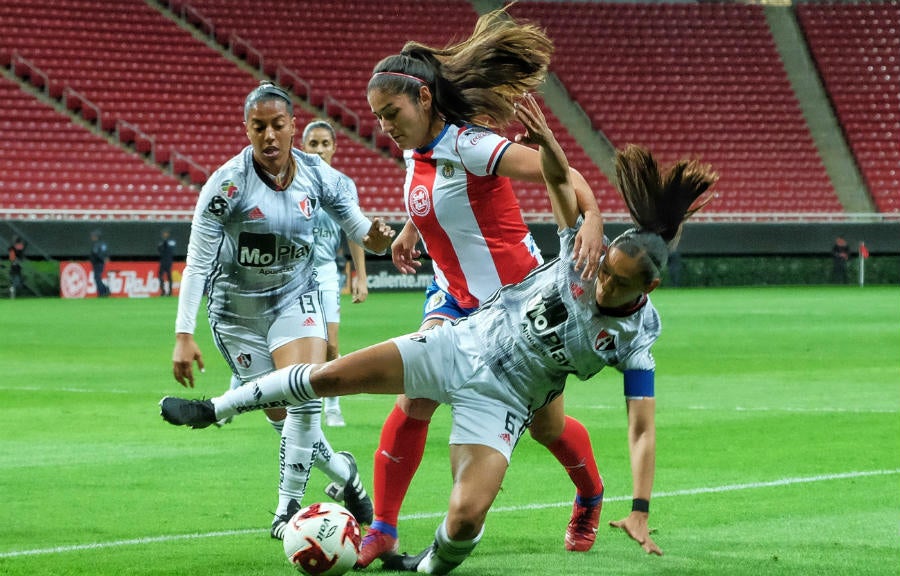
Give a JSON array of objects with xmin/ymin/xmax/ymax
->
[{"xmin": 403, "ymin": 123, "xmax": 542, "ymax": 309}]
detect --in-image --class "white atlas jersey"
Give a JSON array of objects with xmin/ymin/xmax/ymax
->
[
  {"xmin": 313, "ymin": 169, "xmax": 358, "ymax": 293},
  {"xmin": 176, "ymin": 146, "xmax": 371, "ymax": 333},
  {"xmin": 455, "ymin": 223, "xmax": 661, "ymax": 412}
]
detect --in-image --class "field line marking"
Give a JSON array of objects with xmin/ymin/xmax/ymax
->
[
  {"xmin": 404, "ymin": 468, "xmax": 900, "ymax": 519},
  {"xmin": 0, "ymin": 386, "xmax": 134, "ymax": 394},
  {"xmin": 2, "ymin": 468, "xmax": 898, "ymax": 558},
  {"xmin": 0, "ymin": 529, "xmax": 263, "ymax": 558},
  {"xmin": 583, "ymin": 404, "xmax": 899, "ymax": 414}
]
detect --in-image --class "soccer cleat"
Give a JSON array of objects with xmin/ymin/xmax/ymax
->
[
  {"xmin": 270, "ymin": 498, "xmax": 302, "ymax": 540},
  {"xmin": 323, "ymin": 451, "xmax": 373, "ymax": 525},
  {"xmin": 159, "ymin": 397, "xmax": 217, "ymax": 429},
  {"xmin": 339, "ymin": 452, "xmax": 373, "ymax": 525},
  {"xmin": 354, "ymin": 527, "xmax": 399, "ymax": 569},
  {"xmin": 324, "ymin": 481, "xmax": 344, "ymax": 502},
  {"xmin": 382, "ymin": 541, "xmax": 460, "ymax": 574},
  {"xmin": 325, "ymin": 411, "xmax": 346, "ymax": 427},
  {"xmin": 565, "ymin": 500, "xmax": 602, "ymax": 552},
  {"xmin": 381, "ymin": 544, "xmax": 432, "ymax": 572}
]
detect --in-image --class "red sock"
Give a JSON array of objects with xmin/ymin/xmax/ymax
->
[
  {"xmin": 372, "ymin": 404, "xmax": 430, "ymax": 527},
  {"xmin": 546, "ymin": 416, "xmax": 604, "ymax": 500}
]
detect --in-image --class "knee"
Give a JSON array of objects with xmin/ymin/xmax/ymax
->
[
  {"xmin": 528, "ymin": 417, "xmax": 564, "ymax": 446},
  {"xmin": 397, "ymin": 395, "xmax": 439, "ymax": 421},
  {"xmin": 445, "ymin": 501, "xmax": 488, "ymax": 541}
]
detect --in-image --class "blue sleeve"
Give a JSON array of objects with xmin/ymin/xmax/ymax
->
[{"xmin": 623, "ymin": 369, "xmax": 655, "ymax": 399}]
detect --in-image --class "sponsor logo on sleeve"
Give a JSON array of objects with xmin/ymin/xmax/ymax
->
[
  {"xmin": 220, "ymin": 180, "xmax": 238, "ymax": 198},
  {"xmin": 207, "ymin": 196, "xmax": 228, "ymax": 216},
  {"xmin": 467, "ymin": 129, "xmax": 488, "ymax": 146}
]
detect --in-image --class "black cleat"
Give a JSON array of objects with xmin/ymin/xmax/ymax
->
[
  {"xmin": 270, "ymin": 498, "xmax": 302, "ymax": 540},
  {"xmin": 383, "ymin": 541, "xmax": 462, "ymax": 574},
  {"xmin": 331, "ymin": 451, "xmax": 373, "ymax": 525},
  {"xmin": 381, "ymin": 545, "xmax": 434, "ymax": 572},
  {"xmin": 159, "ymin": 397, "xmax": 217, "ymax": 429}
]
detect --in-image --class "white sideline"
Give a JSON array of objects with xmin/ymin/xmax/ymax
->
[{"xmin": 2, "ymin": 468, "xmax": 898, "ymax": 559}]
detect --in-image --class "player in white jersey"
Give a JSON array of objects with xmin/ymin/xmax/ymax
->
[
  {"xmin": 160, "ymin": 93, "xmax": 718, "ymax": 572},
  {"xmin": 168, "ymin": 81, "xmax": 393, "ymax": 538},
  {"xmin": 302, "ymin": 119, "xmax": 369, "ymax": 428},
  {"xmin": 357, "ymin": 9, "xmax": 608, "ymax": 564}
]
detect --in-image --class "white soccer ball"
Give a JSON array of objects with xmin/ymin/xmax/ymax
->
[{"xmin": 282, "ymin": 502, "xmax": 361, "ymax": 576}]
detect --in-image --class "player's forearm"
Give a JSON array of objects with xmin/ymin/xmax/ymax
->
[
  {"xmin": 627, "ymin": 397, "xmax": 657, "ymax": 502},
  {"xmin": 571, "ymin": 168, "xmax": 602, "ymax": 220},
  {"xmin": 348, "ymin": 241, "xmax": 367, "ymax": 276},
  {"xmin": 629, "ymin": 432, "xmax": 656, "ymax": 501}
]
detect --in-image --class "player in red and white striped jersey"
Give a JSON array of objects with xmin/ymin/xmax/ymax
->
[{"xmin": 356, "ymin": 8, "xmax": 609, "ymax": 566}]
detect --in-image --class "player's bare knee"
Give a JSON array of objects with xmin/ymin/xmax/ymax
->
[
  {"xmin": 326, "ymin": 343, "xmax": 340, "ymax": 361},
  {"xmin": 445, "ymin": 508, "xmax": 486, "ymax": 541},
  {"xmin": 398, "ymin": 395, "xmax": 438, "ymax": 420},
  {"xmin": 527, "ymin": 422, "xmax": 562, "ymax": 446}
]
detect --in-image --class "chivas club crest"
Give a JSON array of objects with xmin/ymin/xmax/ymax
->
[{"xmin": 236, "ymin": 352, "xmax": 252, "ymax": 369}]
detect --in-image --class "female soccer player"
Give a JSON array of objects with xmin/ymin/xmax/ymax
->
[
  {"xmin": 302, "ymin": 119, "xmax": 369, "ymax": 428},
  {"xmin": 162, "ymin": 93, "xmax": 717, "ymax": 571},
  {"xmin": 358, "ymin": 8, "xmax": 607, "ymax": 563},
  {"xmin": 170, "ymin": 81, "xmax": 392, "ymax": 538}
]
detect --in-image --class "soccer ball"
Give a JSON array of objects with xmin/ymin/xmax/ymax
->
[{"xmin": 282, "ymin": 502, "xmax": 361, "ymax": 576}]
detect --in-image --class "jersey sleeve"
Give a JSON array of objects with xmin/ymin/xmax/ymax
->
[
  {"xmin": 557, "ymin": 216, "xmax": 584, "ymax": 257},
  {"xmin": 618, "ymin": 335, "xmax": 656, "ymax": 398},
  {"xmin": 455, "ymin": 126, "xmax": 512, "ymax": 177},
  {"xmin": 317, "ymin": 166, "xmax": 372, "ymax": 249},
  {"xmin": 174, "ymin": 163, "xmax": 241, "ymax": 334}
]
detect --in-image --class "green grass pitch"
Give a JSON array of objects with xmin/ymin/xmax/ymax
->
[{"xmin": 1, "ymin": 286, "xmax": 898, "ymax": 575}]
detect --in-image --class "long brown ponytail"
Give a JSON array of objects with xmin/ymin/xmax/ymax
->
[{"xmin": 610, "ymin": 145, "xmax": 718, "ymax": 284}]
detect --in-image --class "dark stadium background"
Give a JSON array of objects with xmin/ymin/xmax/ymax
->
[{"xmin": 1, "ymin": 0, "xmax": 898, "ymax": 293}]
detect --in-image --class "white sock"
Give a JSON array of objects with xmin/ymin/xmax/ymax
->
[
  {"xmin": 314, "ymin": 437, "xmax": 351, "ymax": 484},
  {"xmin": 212, "ymin": 364, "xmax": 316, "ymax": 418},
  {"xmin": 276, "ymin": 402, "xmax": 323, "ymax": 515},
  {"xmin": 266, "ymin": 416, "xmax": 285, "ymax": 435},
  {"xmin": 324, "ymin": 396, "xmax": 342, "ymax": 414},
  {"xmin": 419, "ymin": 517, "xmax": 482, "ymax": 574}
]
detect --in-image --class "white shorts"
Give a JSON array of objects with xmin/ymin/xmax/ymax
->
[
  {"xmin": 392, "ymin": 321, "xmax": 532, "ymax": 462},
  {"xmin": 319, "ymin": 288, "xmax": 340, "ymax": 325},
  {"xmin": 211, "ymin": 289, "xmax": 327, "ymax": 382}
]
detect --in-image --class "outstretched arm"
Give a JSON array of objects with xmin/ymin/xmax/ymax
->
[
  {"xmin": 513, "ymin": 94, "xmax": 579, "ymax": 230},
  {"xmin": 609, "ymin": 395, "xmax": 663, "ymax": 555}
]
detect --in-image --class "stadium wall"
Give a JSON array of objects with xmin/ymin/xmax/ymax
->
[{"xmin": 3, "ymin": 220, "xmax": 899, "ymax": 292}]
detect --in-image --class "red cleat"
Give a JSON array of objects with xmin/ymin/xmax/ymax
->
[
  {"xmin": 565, "ymin": 500, "xmax": 601, "ymax": 552},
  {"xmin": 355, "ymin": 527, "xmax": 399, "ymax": 568}
]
